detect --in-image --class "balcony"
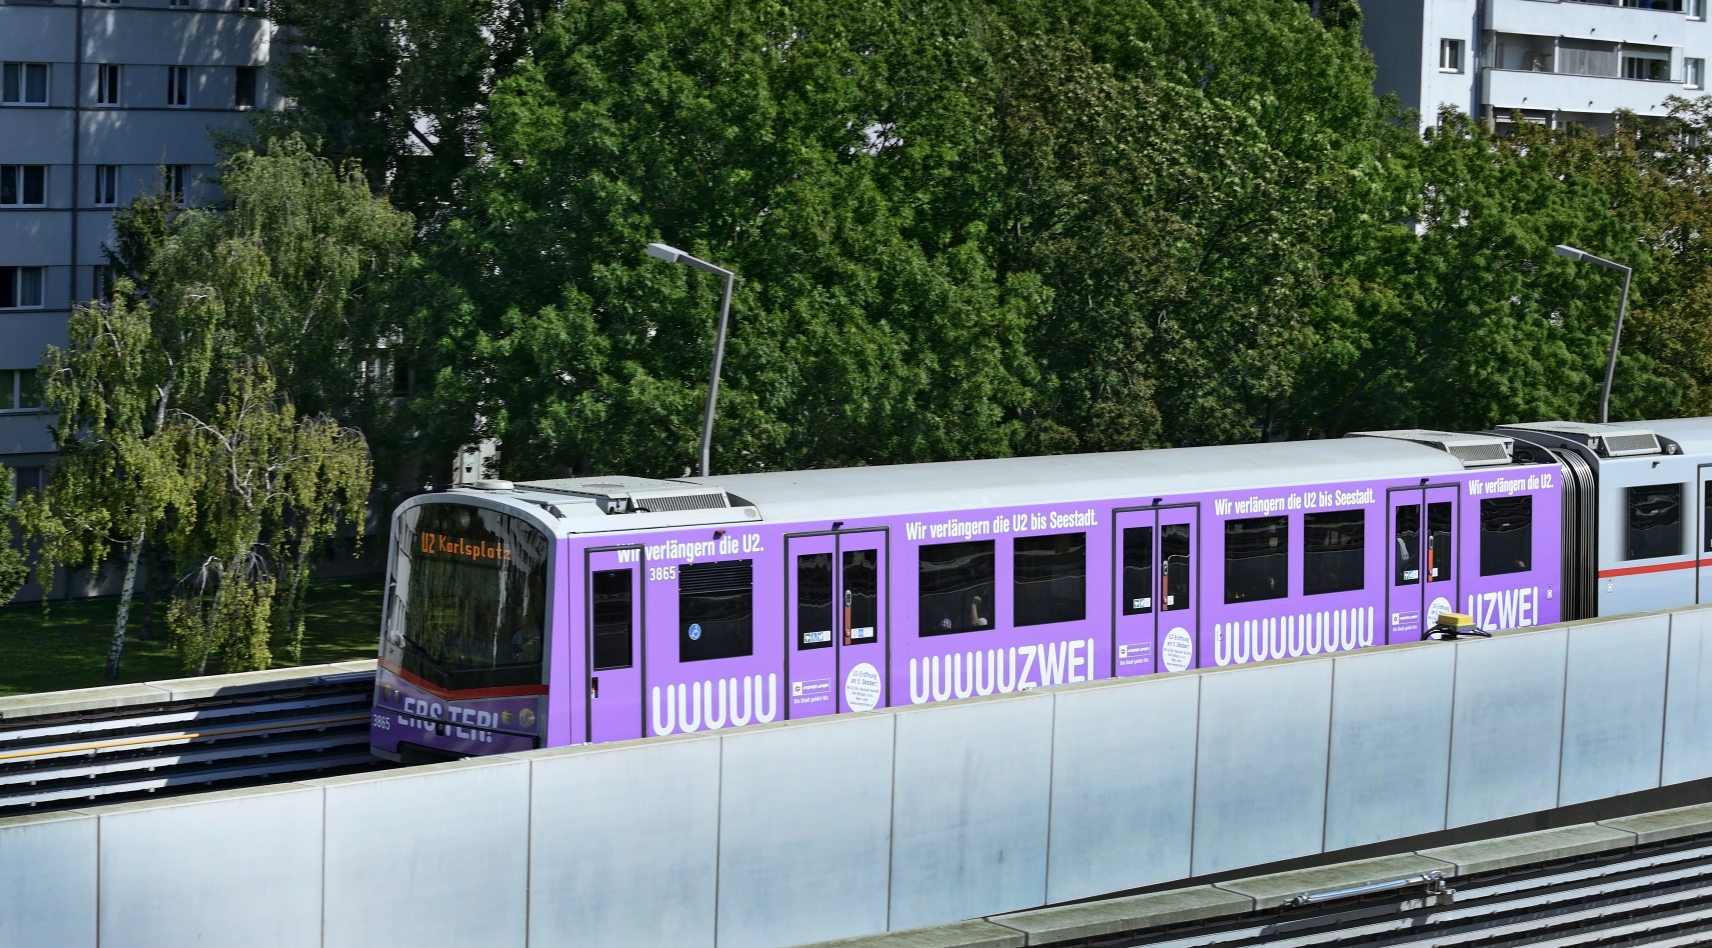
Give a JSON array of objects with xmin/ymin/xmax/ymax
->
[
  {"xmin": 1484, "ymin": 67, "xmax": 1688, "ymax": 115},
  {"xmin": 1489, "ymin": 0, "xmax": 1688, "ymax": 48}
]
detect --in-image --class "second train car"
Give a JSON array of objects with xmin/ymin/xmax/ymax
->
[{"xmin": 370, "ymin": 419, "xmax": 1706, "ymax": 761}]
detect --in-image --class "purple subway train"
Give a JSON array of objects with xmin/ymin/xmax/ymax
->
[{"xmin": 370, "ymin": 420, "xmax": 1711, "ymax": 761}]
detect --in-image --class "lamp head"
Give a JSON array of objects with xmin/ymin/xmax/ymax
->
[
  {"xmin": 646, "ymin": 243, "xmax": 684, "ymax": 263},
  {"xmin": 1554, "ymin": 244, "xmax": 1585, "ymax": 261}
]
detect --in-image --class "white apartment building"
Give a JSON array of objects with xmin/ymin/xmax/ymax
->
[
  {"xmin": 0, "ymin": 0, "xmax": 275, "ymax": 495},
  {"xmin": 1364, "ymin": 0, "xmax": 1711, "ymax": 131}
]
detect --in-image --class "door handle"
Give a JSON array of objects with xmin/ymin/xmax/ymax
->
[{"xmin": 590, "ymin": 676, "xmax": 599, "ymax": 698}]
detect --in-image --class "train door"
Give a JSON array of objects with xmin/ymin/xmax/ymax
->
[
  {"xmin": 786, "ymin": 529, "xmax": 888, "ymax": 718},
  {"xmin": 1386, "ymin": 487, "xmax": 1458, "ymax": 643},
  {"xmin": 1114, "ymin": 505, "xmax": 1198, "ymax": 675},
  {"xmin": 1699, "ymin": 466, "xmax": 1712, "ymax": 603},
  {"xmin": 585, "ymin": 547, "xmax": 644, "ymax": 743}
]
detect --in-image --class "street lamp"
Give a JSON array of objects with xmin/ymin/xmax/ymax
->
[
  {"xmin": 1554, "ymin": 243, "xmax": 1632, "ymax": 424},
  {"xmin": 647, "ymin": 242, "xmax": 736, "ymax": 478}
]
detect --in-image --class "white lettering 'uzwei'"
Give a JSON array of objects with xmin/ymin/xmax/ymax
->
[
  {"xmin": 1468, "ymin": 587, "xmax": 1539, "ymax": 631},
  {"xmin": 651, "ymin": 674, "xmax": 777, "ymax": 736},
  {"xmin": 909, "ymin": 638, "xmax": 1095, "ymax": 705},
  {"xmin": 1214, "ymin": 607, "xmax": 1375, "ymax": 667}
]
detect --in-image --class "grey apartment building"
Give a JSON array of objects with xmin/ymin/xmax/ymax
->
[
  {"xmin": 0, "ymin": 0, "xmax": 274, "ymax": 492},
  {"xmin": 1365, "ymin": 0, "xmax": 1712, "ymax": 131}
]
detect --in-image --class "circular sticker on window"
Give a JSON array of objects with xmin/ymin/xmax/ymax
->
[
  {"xmin": 687, "ymin": 623, "xmax": 702, "ymax": 641},
  {"xmin": 845, "ymin": 662, "xmax": 882, "ymax": 712},
  {"xmin": 1427, "ymin": 597, "xmax": 1452, "ymax": 629},
  {"xmin": 1162, "ymin": 627, "xmax": 1194, "ymax": 673}
]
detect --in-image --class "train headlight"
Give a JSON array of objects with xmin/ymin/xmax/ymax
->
[
  {"xmin": 501, "ymin": 710, "xmax": 514, "ymax": 725},
  {"xmin": 519, "ymin": 708, "xmax": 536, "ymax": 729}
]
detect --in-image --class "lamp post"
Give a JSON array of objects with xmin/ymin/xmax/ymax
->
[
  {"xmin": 647, "ymin": 242, "xmax": 735, "ymax": 477},
  {"xmin": 1554, "ymin": 244, "xmax": 1632, "ymax": 424}
]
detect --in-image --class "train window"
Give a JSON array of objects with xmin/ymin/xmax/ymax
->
[
  {"xmin": 1303, "ymin": 510, "xmax": 1363, "ymax": 595},
  {"xmin": 1705, "ymin": 483, "xmax": 1712, "ymax": 553},
  {"xmin": 591, "ymin": 569, "xmax": 634, "ymax": 670},
  {"xmin": 1394, "ymin": 504, "xmax": 1420, "ymax": 585},
  {"xmin": 1226, "ymin": 516, "xmax": 1288, "ymax": 603},
  {"xmin": 1122, "ymin": 526, "xmax": 1153, "ymax": 614},
  {"xmin": 1627, "ymin": 483, "xmax": 1683, "ymax": 560},
  {"xmin": 388, "ymin": 504, "xmax": 547, "ymax": 691},
  {"xmin": 919, "ymin": 540, "xmax": 995, "ymax": 635},
  {"xmin": 1427, "ymin": 502, "xmax": 1453, "ymax": 584},
  {"xmin": 797, "ymin": 553, "xmax": 833, "ymax": 649},
  {"xmin": 843, "ymin": 549, "xmax": 879, "ymax": 644},
  {"xmin": 679, "ymin": 559, "xmax": 754, "ymax": 662},
  {"xmin": 1162, "ymin": 523, "xmax": 1191, "ymax": 611},
  {"xmin": 1479, "ymin": 496, "xmax": 1532, "ymax": 576},
  {"xmin": 1015, "ymin": 532, "xmax": 1086, "ymax": 627}
]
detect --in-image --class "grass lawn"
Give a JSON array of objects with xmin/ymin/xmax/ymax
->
[{"xmin": 0, "ymin": 578, "xmax": 384, "ymax": 696}]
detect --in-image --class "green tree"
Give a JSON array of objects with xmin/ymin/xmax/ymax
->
[{"xmin": 0, "ymin": 467, "xmax": 28, "ymax": 606}]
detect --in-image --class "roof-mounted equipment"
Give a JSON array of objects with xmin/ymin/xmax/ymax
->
[
  {"xmin": 1494, "ymin": 421, "xmax": 1661, "ymax": 458},
  {"xmin": 519, "ymin": 475, "xmax": 735, "ymax": 515},
  {"xmin": 1344, "ymin": 429, "xmax": 1515, "ymax": 468}
]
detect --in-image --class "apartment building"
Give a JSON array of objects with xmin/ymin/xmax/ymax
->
[
  {"xmin": 0, "ymin": 0, "xmax": 275, "ymax": 499},
  {"xmin": 1364, "ymin": 0, "xmax": 1711, "ymax": 131}
]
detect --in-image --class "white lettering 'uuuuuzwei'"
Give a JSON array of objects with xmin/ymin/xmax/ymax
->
[
  {"xmin": 1467, "ymin": 588, "xmax": 1540, "ymax": 631},
  {"xmin": 909, "ymin": 639, "xmax": 1097, "ymax": 704},
  {"xmin": 651, "ymin": 675, "xmax": 777, "ymax": 736},
  {"xmin": 1214, "ymin": 607, "xmax": 1375, "ymax": 666}
]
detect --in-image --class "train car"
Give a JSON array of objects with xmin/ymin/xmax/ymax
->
[{"xmin": 370, "ymin": 428, "xmax": 1575, "ymax": 762}]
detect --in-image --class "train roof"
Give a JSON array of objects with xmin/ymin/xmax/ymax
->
[
  {"xmin": 1622, "ymin": 417, "xmax": 1712, "ymax": 456},
  {"xmin": 552, "ymin": 437, "xmax": 1475, "ymax": 525}
]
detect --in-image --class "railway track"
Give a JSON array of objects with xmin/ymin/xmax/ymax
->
[
  {"xmin": 0, "ymin": 668, "xmax": 382, "ymax": 812},
  {"xmin": 1114, "ymin": 839, "xmax": 1712, "ymax": 948}
]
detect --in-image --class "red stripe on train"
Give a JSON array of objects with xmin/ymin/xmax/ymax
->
[
  {"xmin": 379, "ymin": 659, "xmax": 550, "ymax": 699},
  {"xmin": 1597, "ymin": 559, "xmax": 1702, "ymax": 579}
]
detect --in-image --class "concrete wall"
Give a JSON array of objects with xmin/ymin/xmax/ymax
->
[{"xmin": 8, "ymin": 607, "xmax": 1712, "ymax": 948}]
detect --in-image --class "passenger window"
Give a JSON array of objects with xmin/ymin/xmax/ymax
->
[
  {"xmin": 1627, "ymin": 483, "xmax": 1683, "ymax": 560},
  {"xmin": 1427, "ymin": 502, "xmax": 1453, "ymax": 583},
  {"xmin": 679, "ymin": 559, "xmax": 754, "ymax": 662},
  {"xmin": 843, "ymin": 549, "xmax": 879, "ymax": 644},
  {"xmin": 1225, "ymin": 516, "xmax": 1288, "ymax": 603},
  {"xmin": 592, "ymin": 569, "xmax": 634, "ymax": 670},
  {"xmin": 1122, "ymin": 526, "xmax": 1153, "ymax": 614},
  {"xmin": 919, "ymin": 540, "xmax": 995, "ymax": 635},
  {"xmin": 1705, "ymin": 483, "xmax": 1712, "ymax": 554},
  {"xmin": 1014, "ymin": 532, "xmax": 1086, "ymax": 627},
  {"xmin": 1479, "ymin": 497, "xmax": 1532, "ymax": 576},
  {"xmin": 1162, "ymin": 523, "xmax": 1191, "ymax": 611},
  {"xmin": 796, "ymin": 553, "xmax": 833, "ymax": 649},
  {"xmin": 1303, "ymin": 510, "xmax": 1363, "ymax": 595},
  {"xmin": 1394, "ymin": 504, "xmax": 1420, "ymax": 585}
]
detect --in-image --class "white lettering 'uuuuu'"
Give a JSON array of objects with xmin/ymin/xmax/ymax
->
[
  {"xmin": 908, "ymin": 639, "xmax": 1096, "ymax": 704},
  {"xmin": 1214, "ymin": 608, "xmax": 1375, "ymax": 666},
  {"xmin": 651, "ymin": 675, "xmax": 777, "ymax": 736}
]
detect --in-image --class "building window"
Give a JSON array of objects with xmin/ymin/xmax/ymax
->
[
  {"xmin": 2, "ymin": 63, "xmax": 49, "ymax": 105},
  {"xmin": 1225, "ymin": 516, "xmax": 1288, "ymax": 603},
  {"xmin": 169, "ymin": 0, "xmax": 189, "ymax": 6},
  {"xmin": 1440, "ymin": 38, "xmax": 1465, "ymax": 73},
  {"xmin": 238, "ymin": 0, "xmax": 259, "ymax": 10},
  {"xmin": 94, "ymin": 165, "xmax": 117, "ymax": 205},
  {"xmin": 0, "ymin": 166, "xmax": 46, "ymax": 206},
  {"xmin": 1688, "ymin": 58, "xmax": 1705, "ymax": 90},
  {"xmin": 97, "ymin": 64, "xmax": 121, "ymax": 105},
  {"xmin": 1689, "ymin": 0, "xmax": 1704, "ymax": 18},
  {"xmin": 1479, "ymin": 496, "xmax": 1533, "ymax": 576},
  {"xmin": 919, "ymin": 539, "xmax": 994, "ymax": 635},
  {"xmin": 0, "ymin": 267, "xmax": 44, "ymax": 309},
  {"xmin": 93, "ymin": 265, "xmax": 115, "ymax": 302},
  {"xmin": 1013, "ymin": 532, "xmax": 1086, "ymax": 627},
  {"xmin": 235, "ymin": 67, "xmax": 257, "ymax": 109},
  {"xmin": 165, "ymin": 165, "xmax": 187, "ymax": 204},
  {"xmin": 677, "ymin": 559, "xmax": 753, "ymax": 662},
  {"xmin": 166, "ymin": 66, "xmax": 188, "ymax": 107},
  {"xmin": 4, "ymin": 370, "xmax": 41, "ymax": 411},
  {"xmin": 10, "ymin": 466, "xmax": 45, "ymax": 500},
  {"xmin": 1623, "ymin": 51, "xmax": 1672, "ymax": 82}
]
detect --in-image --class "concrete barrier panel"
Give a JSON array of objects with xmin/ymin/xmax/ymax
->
[
  {"xmin": 319, "ymin": 759, "xmax": 529, "ymax": 948},
  {"xmin": 1044, "ymin": 676, "xmax": 1199, "ymax": 902},
  {"xmin": 1191, "ymin": 659, "xmax": 1334, "ymax": 877},
  {"xmin": 1664, "ymin": 608, "xmax": 1712, "ymax": 785},
  {"xmin": 1323, "ymin": 645, "xmax": 1456, "ymax": 850},
  {"xmin": 718, "ymin": 716, "xmax": 895, "ymax": 948},
  {"xmin": 527, "ymin": 736, "xmax": 721, "ymax": 948},
  {"xmin": 96, "ymin": 786, "xmax": 322, "ymax": 948},
  {"xmin": 1559, "ymin": 616, "xmax": 1670, "ymax": 805},
  {"xmin": 1446, "ymin": 630, "xmax": 1568, "ymax": 828},
  {"xmin": 0, "ymin": 812, "xmax": 96, "ymax": 948},
  {"xmin": 888, "ymin": 693, "xmax": 1054, "ymax": 931}
]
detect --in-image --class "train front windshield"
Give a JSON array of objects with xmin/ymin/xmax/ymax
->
[{"xmin": 384, "ymin": 503, "xmax": 548, "ymax": 692}]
